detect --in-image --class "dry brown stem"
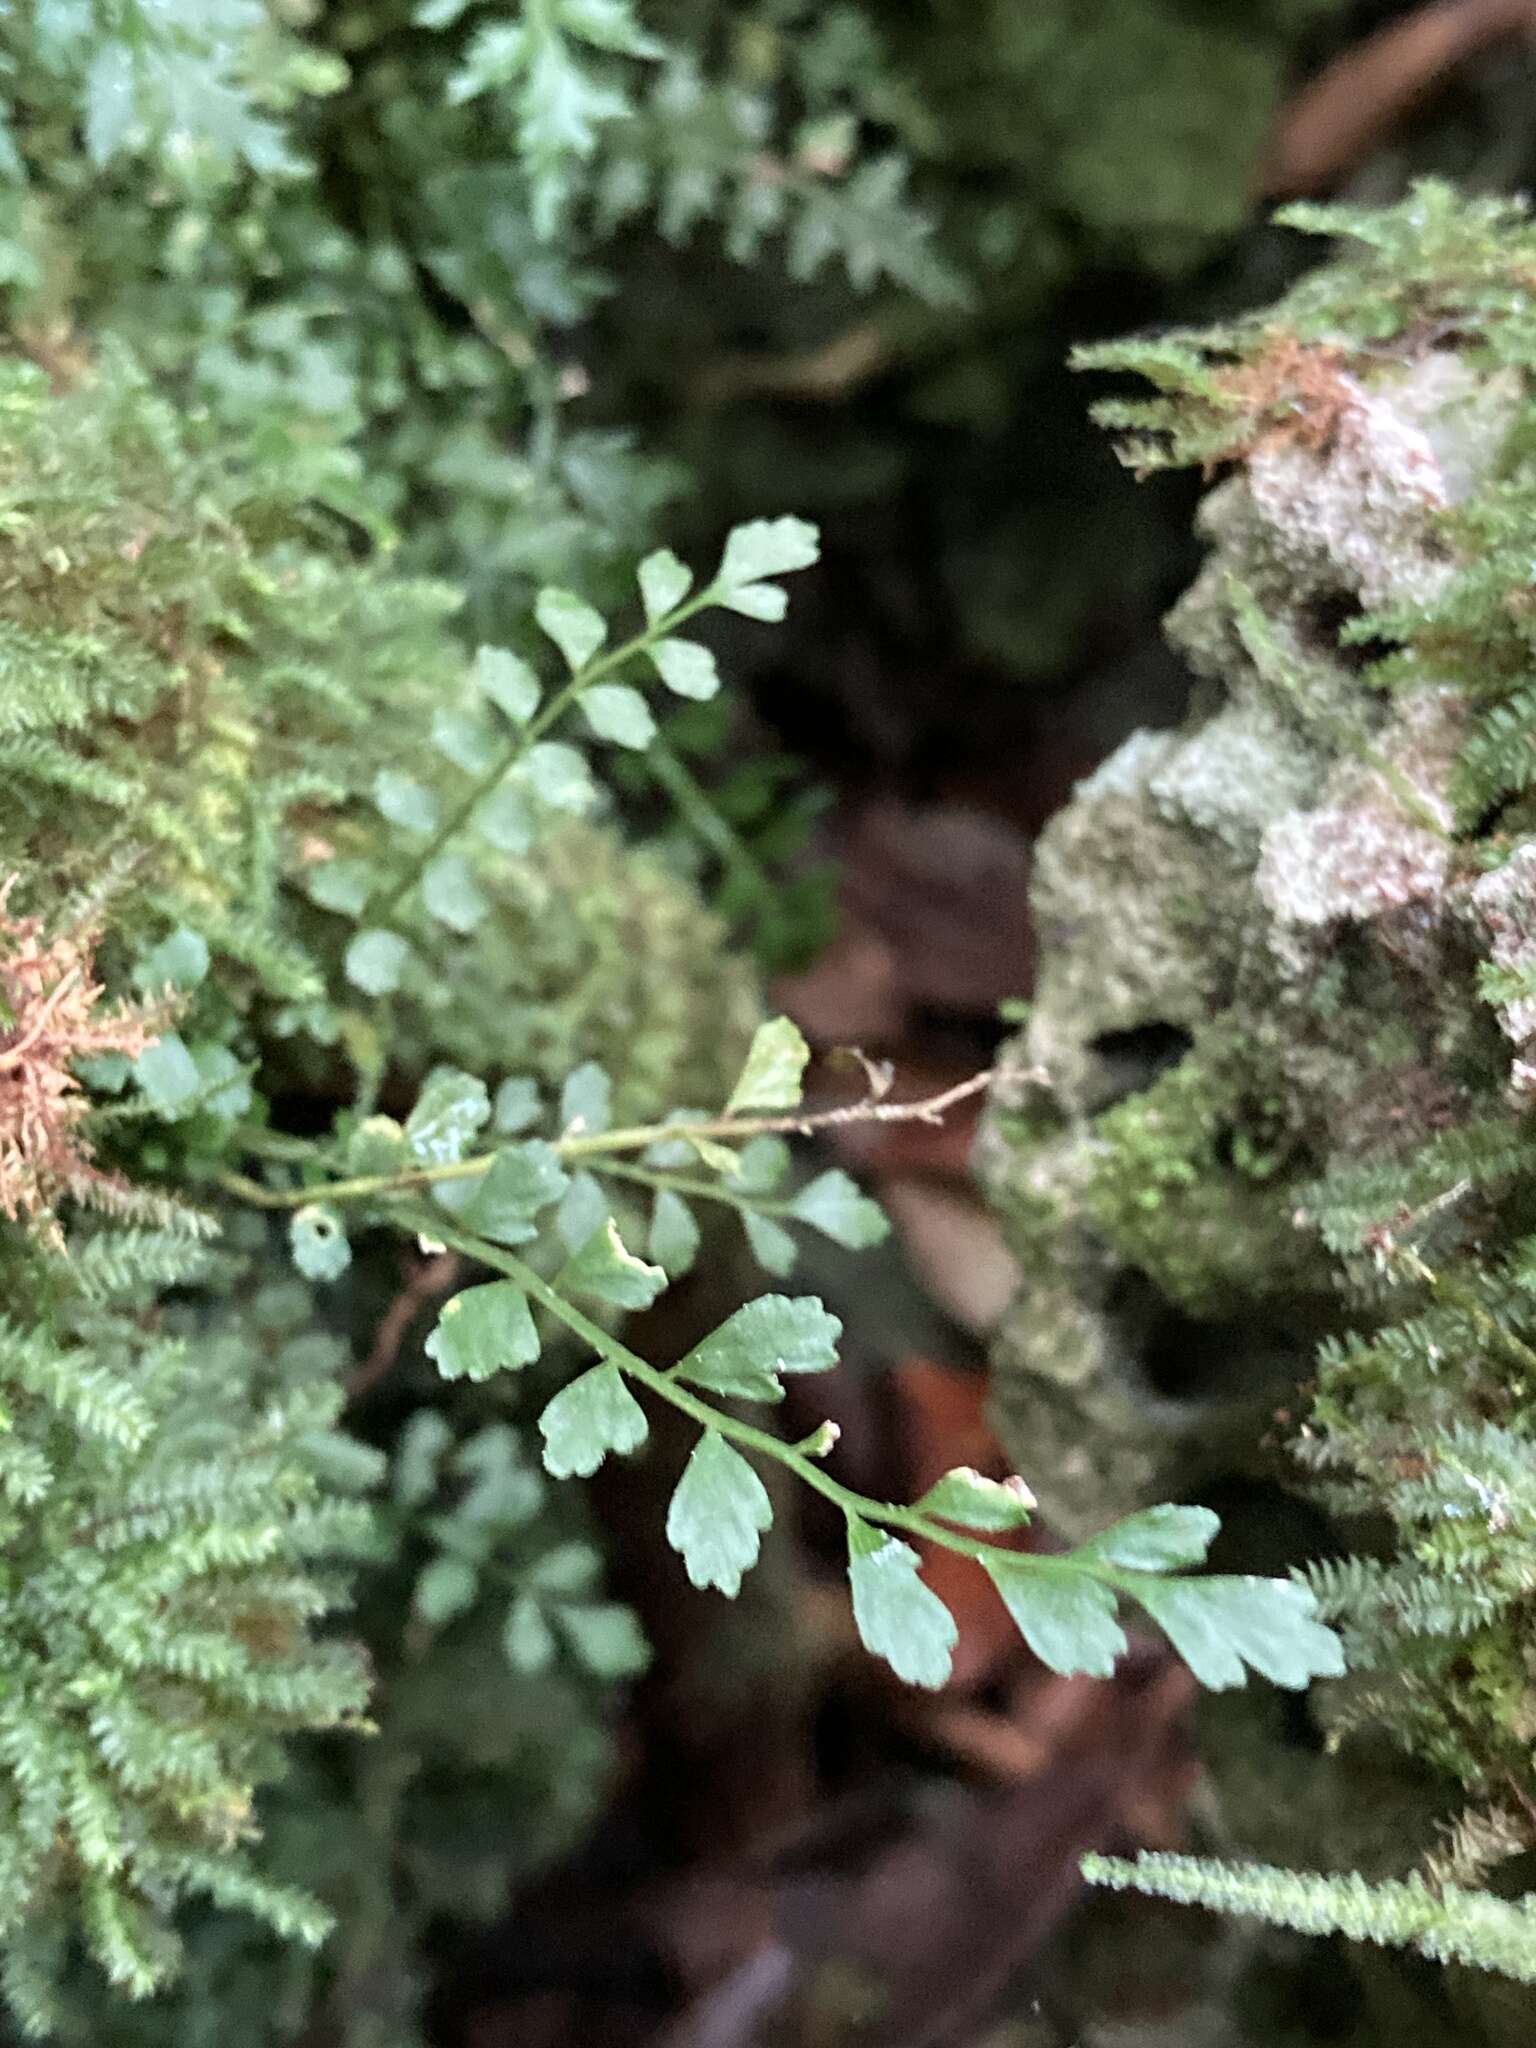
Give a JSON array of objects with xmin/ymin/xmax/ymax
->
[
  {"xmin": 0, "ymin": 881, "xmax": 164, "ymax": 1238},
  {"xmin": 1264, "ymin": 0, "xmax": 1536, "ymax": 197}
]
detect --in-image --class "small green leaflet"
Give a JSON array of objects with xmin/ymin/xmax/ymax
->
[
  {"xmin": 788, "ymin": 154, "xmax": 968, "ymax": 306},
  {"xmin": 718, "ymin": 516, "xmax": 820, "ymax": 591},
  {"xmin": 432, "ymin": 705, "xmax": 499, "ymax": 774},
  {"xmin": 347, "ymin": 1115, "xmax": 407, "ymax": 1176},
  {"xmin": 666, "ymin": 1433, "xmax": 773, "ymax": 1596},
  {"xmin": 493, "ymin": 1077, "xmax": 542, "ymax": 1134},
  {"xmin": 559, "ymin": 1219, "xmax": 667, "ymax": 1310},
  {"xmin": 984, "ymin": 1559, "xmax": 1126, "ymax": 1678},
  {"xmin": 133, "ymin": 1033, "xmax": 201, "ymax": 1116},
  {"xmin": 83, "ymin": 42, "xmax": 136, "ymax": 165},
  {"xmin": 540, "ymin": 1363, "xmax": 649, "ymax": 1477},
  {"xmin": 422, "ymin": 852, "xmax": 490, "ymax": 933},
  {"xmin": 395, "ymin": 1410, "xmax": 453, "ymax": 1508},
  {"xmin": 638, "ymin": 548, "xmax": 691, "ymax": 624},
  {"xmin": 650, "ymin": 639, "xmax": 719, "ymax": 700},
  {"xmin": 846, "ymin": 1523, "xmax": 956, "ymax": 1689},
  {"xmin": 475, "ymin": 643, "xmax": 541, "ymax": 723},
  {"xmin": 788, "ymin": 1169, "xmax": 888, "ymax": 1249},
  {"xmin": 430, "ymin": 1507, "xmax": 493, "ymax": 1561},
  {"xmin": 560, "ymin": 1061, "xmax": 611, "ymax": 1134},
  {"xmin": 686, "ymin": 1132, "xmax": 741, "ymax": 1175},
  {"xmin": 405, "ymin": 1068, "xmax": 491, "ymax": 1165},
  {"xmin": 717, "ymin": 582, "xmax": 787, "ymax": 623},
  {"xmin": 642, "ymin": 1109, "xmax": 711, "ymax": 1168},
  {"xmin": 345, "ymin": 928, "xmax": 411, "ymax": 996},
  {"xmin": 648, "ymin": 1188, "xmax": 700, "ymax": 1276},
  {"xmin": 556, "ymin": 1170, "xmax": 610, "ymax": 1253},
  {"xmin": 1127, "ymin": 1576, "xmax": 1345, "ymax": 1691},
  {"xmin": 447, "ymin": 0, "xmax": 660, "ymax": 104},
  {"xmin": 462, "ymin": 1142, "xmax": 568, "ymax": 1242},
  {"xmin": 522, "ymin": 740, "xmax": 596, "ymax": 813},
  {"xmin": 581, "ymin": 683, "xmax": 655, "ymax": 750},
  {"xmin": 425, "ymin": 1282, "xmax": 539, "ymax": 1381},
  {"xmin": 373, "ymin": 769, "xmax": 438, "ymax": 835},
  {"xmin": 914, "ymin": 1467, "xmax": 1035, "ymax": 1532},
  {"xmin": 317, "ymin": 1433, "xmax": 388, "ymax": 1499},
  {"xmin": 455, "ymin": 1424, "xmax": 543, "ymax": 1528},
  {"xmin": 290, "ymin": 1204, "xmax": 351, "ymax": 1283},
  {"xmin": 414, "ymin": 1556, "xmax": 477, "ymax": 1625},
  {"xmin": 735, "ymin": 1135, "xmax": 790, "ymax": 1193},
  {"xmin": 726, "ymin": 1016, "xmax": 809, "ymax": 1114},
  {"xmin": 431, "ymin": 1169, "xmax": 496, "ymax": 1222},
  {"xmin": 743, "ymin": 1210, "xmax": 797, "ymax": 1277},
  {"xmin": 527, "ymin": 59, "xmax": 629, "ymax": 236},
  {"xmin": 190, "ymin": 1044, "xmax": 252, "ymax": 1122},
  {"xmin": 306, "ymin": 857, "xmax": 373, "ymax": 917},
  {"xmin": 477, "ymin": 783, "xmax": 535, "ymax": 853},
  {"xmin": 446, "ymin": 17, "xmax": 525, "ymax": 93},
  {"xmin": 133, "ymin": 928, "xmax": 209, "ymax": 994},
  {"xmin": 74, "ymin": 1052, "xmax": 131, "ymax": 1095},
  {"xmin": 558, "ymin": 0, "xmax": 663, "ymax": 61},
  {"xmin": 525, "ymin": 1541, "xmax": 601, "ymax": 1597},
  {"xmin": 1071, "ymin": 1504, "xmax": 1218, "ymax": 1572},
  {"xmin": 535, "ymin": 587, "xmax": 607, "ymax": 671},
  {"xmin": 558, "ymin": 1601, "xmax": 650, "ymax": 1678},
  {"xmin": 504, "ymin": 1595, "xmax": 556, "ymax": 1673},
  {"xmin": 677, "ymin": 1294, "xmax": 841, "ymax": 1402}
]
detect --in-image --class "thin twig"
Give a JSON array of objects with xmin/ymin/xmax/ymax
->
[
  {"xmin": 346, "ymin": 1250, "xmax": 461, "ymax": 1401},
  {"xmin": 563, "ymin": 1065, "xmax": 1003, "ymax": 1154},
  {"xmin": 221, "ymin": 1065, "xmax": 1024, "ymax": 1213}
]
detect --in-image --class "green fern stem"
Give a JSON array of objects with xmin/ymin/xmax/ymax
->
[
  {"xmin": 406, "ymin": 1205, "xmax": 1174, "ymax": 1606},
  {"xmin": 375, "ymin": 589, "xmax": 717, "ymax": 919},
  {"xmin": 570, "ymin": 1157, "xmax": 794, "ymax": 1219}
]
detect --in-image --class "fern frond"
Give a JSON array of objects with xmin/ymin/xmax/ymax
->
[{"xmin": 1085, "ymin": 1854, "xmax": 1536, "ymax": 1983}]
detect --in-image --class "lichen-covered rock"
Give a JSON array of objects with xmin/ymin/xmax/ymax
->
[
  {"xmin": 981, "ymin": 190, "xmax": 1536, "ymax": 2032},
  {"xmin": 981, "ymin": 343, "xmax": 1510, "ymax": 1541}
]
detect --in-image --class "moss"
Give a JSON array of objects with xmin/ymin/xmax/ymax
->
[
  {"xmin": 389, "ymin": 821, "xmax": 757, "ymax": 1122},
  {"xmin": 1082, "ymin": 1043, "xmax": 1318, "ymax": 1317}
]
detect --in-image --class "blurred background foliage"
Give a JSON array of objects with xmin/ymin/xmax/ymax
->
[{"xmin": 11, "ymin": 1, "xmax": 1536, "ymax": 813}]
